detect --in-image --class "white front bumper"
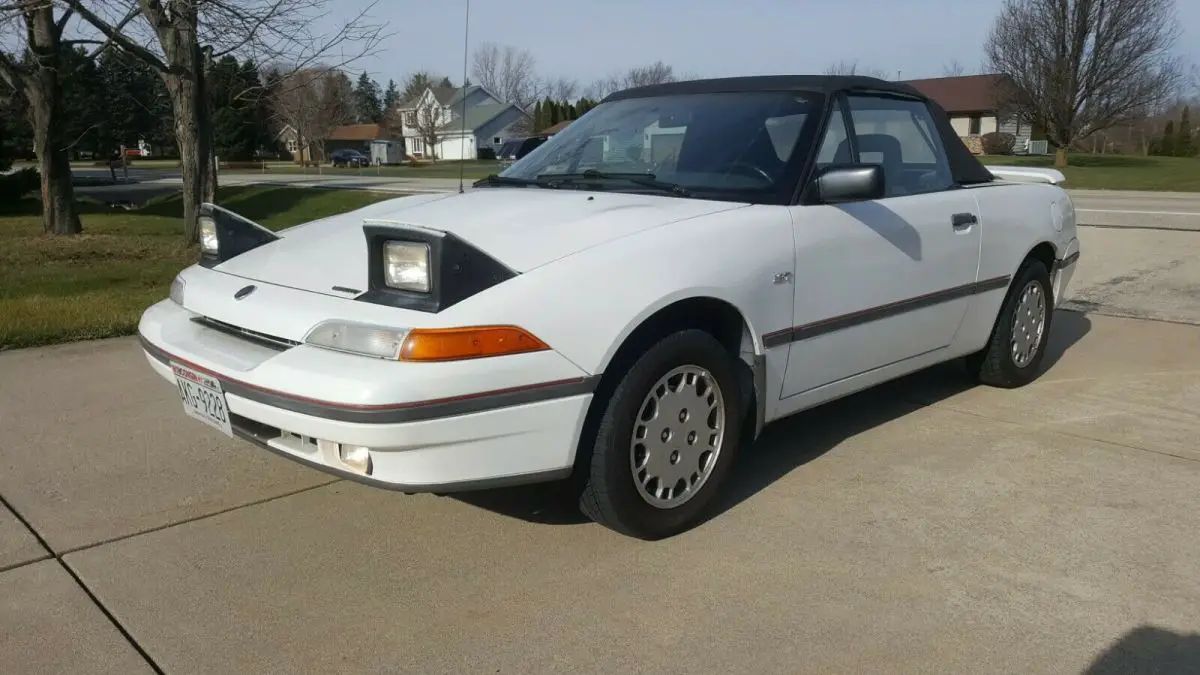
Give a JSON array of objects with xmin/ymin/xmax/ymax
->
[{"xmin": 139, "ymin": 299, "xmax": 595, "ymax": 491}]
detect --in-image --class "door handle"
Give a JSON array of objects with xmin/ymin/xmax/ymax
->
[{"xmin": 952, "ymin": 212, "xmax": 978, "ymax": 229}]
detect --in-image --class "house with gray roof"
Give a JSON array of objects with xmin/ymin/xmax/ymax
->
[{"xmin": 393, "ymin": 84, "xmax": 530, "ymax": 159}]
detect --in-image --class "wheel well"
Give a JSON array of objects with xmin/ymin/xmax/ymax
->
[
  {"xmin": 1026, "ymin": 242, "xmax": 1056, "ymax": 272},
  {"xmin": 570, "ymin": 297, "xmax": 758, "ymax": 478}
]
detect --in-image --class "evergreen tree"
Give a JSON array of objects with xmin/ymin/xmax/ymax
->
[
  {"xmin": 533, "ymin": 100, "xmax": 543, "ymax": 131},
  {"xmin": 352, "ymin": 72, "xmax": 382, "ymax": 123},
  {"xmin": 1176, "ymin": 106, "xmax": 1194, "ymax": 157},
  {"xmin": 58, "ymin": 47, "xmax": 106, "ymax": 159},
  {"xmin": 548, "ymin": 100, "xmax": 560, "ymax": 126},
  {"xmin": 98, "ymin": 50, "xmax": 175, "ymax": 157},
  {"xmin": 382, "ymin": 79, "xmax": 400, "ymax": 112},
  {"xmin": 0, "ymin": 87, "xmax": 32, "ymax": 161},
  {"xmin": 438, "ymin": 76, "xmax": 454, "ymax": 89},
  {"xmin": 1158, "ymin": 120, "xmax": 1176, "ymax": 157}
]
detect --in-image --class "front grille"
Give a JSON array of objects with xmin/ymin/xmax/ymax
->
[{"xmin": 191, "ymin": 316, "xmax": 301, "ymax": 351}]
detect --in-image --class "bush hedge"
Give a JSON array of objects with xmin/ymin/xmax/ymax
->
[{"xmin": 981, "ymin": 132, "xmax": 1016, "ymax": 155}]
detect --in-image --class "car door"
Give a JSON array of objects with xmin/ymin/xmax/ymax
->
[{"xmin": 777, "ymin": 93, "xmax": 982, "ymax": 400}]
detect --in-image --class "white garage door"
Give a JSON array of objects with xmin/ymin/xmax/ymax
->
[{"xmin": 437, "ymin": 137, "xmax": 474, "ymax": 161}]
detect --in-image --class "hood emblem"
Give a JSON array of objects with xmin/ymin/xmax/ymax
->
[{"xmin": 233, "ymin": 285, "xmax": 257, "ymax": 300}]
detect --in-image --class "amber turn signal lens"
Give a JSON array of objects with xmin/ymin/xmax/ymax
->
[{"xmin": 399, "ymin": 325, "xmax": 550, "ymax": 362}]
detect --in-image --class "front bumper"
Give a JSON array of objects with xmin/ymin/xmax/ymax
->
[{"xmin": 139, "ymin": 299, "xmax": 597, "ymax": 492}]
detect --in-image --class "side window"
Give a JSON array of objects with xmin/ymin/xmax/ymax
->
[
  {"xmin": 845, "ymin": 95, "xmax": 954, "ymax": 198},
  {"xmin": 815, "ymin": 100, "xmax": 849, "ymax": 168}
]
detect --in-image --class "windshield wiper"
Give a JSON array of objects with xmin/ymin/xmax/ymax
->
[
  {"xmin": 473, "ymin": 174, "xmax": 546, "ymax": 188},
  {"xmin": 536, "ymin": 169, "xmax": 691, "ymax": 197}
]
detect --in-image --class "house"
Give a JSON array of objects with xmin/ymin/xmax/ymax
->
[
  {"xmin": 904, "ymin": 74, "xmax": 1036, "ymax": 154},
  {"xmin": 538, "ymin": 120, "xmax": 573, "ymax": 136},
  {"xmin": 324, "ymin": 123, "xmax": 404, "ymax": 164},
  {"xmin": 434, "ymin": 103, "xmax": 531, "ymax": 160},
  {"xmin": 393, "ymin": 84, "xmax": 529, "ymax": 159},
  {"xmin": 275, "ymin": 124, "xmax": 313, "ymax": 164}
]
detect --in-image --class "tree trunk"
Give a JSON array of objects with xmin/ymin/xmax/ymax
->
[
  {"xmin": 1054, "ymin": 146, "xmax": 1068, "ymax": 168},
  {"xmin": 24, "ymin": 3, "xmax": 82, "ymax": 235},
  {"xmin": 163, "ymin": 61, "xmax": 215, "ymax": 243}
]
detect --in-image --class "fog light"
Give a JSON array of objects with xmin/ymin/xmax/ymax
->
[{"xmin": 338, "ymin": 444, "xmax": 372, "ymax": 475}]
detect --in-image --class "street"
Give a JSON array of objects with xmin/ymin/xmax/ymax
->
[{"xmin": 3, "ymin": 219, "xmax": 1200, "ymax": 673}]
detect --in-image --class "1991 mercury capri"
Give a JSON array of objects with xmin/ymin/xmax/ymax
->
[{"xmin": 139, "ymin": 75, "xmax": 1079, "ymax": 539}]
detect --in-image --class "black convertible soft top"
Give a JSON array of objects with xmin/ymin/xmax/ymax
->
[{"xmin": 602, "ymin": 75, "xmax": 995, "ymax": 186}]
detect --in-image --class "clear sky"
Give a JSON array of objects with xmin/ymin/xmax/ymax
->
[{"xmin": 334, "ymin": 0, "xmax": 1198, "ymax": 90}]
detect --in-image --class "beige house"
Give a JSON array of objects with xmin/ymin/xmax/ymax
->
[{"xmin": 904, "ymin": 74, "xmax": 1039, "ymax": 154}]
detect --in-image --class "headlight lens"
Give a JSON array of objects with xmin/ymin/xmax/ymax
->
[
  {"xmin": 169, "ymin": 275, "xmax": 186, "ymax": 306},
  {"xmin": 198, "ymin": 214, "xmax": 219, "ymax": 254},
  {"xmin": 383, "ymin": 241, "xmax": 430, "ymax": 292},
  {"xmin": 303, "ymin": 321, "xmax": 410, "ymax": 360}
]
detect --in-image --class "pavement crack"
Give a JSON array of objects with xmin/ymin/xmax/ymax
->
[
  {"xmin": 58, "ymin": 477, "xmax": 342, "ymax": 558},
  {"xmin": 0, "ymin": 491, "xmax": 166, "ymax": 674}
]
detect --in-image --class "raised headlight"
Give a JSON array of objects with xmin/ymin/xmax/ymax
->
[{"xmin": 383, "ymin": 241, "xmax": 431, "ymax": 293}]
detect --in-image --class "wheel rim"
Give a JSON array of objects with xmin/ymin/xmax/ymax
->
[
  {"xmin": 630, "ymin": 365, "xmax": 726, "ymax": 510},
  {"xmin": 1010, "ymin": 280, "xmax": 1047, "ymax": 368}
]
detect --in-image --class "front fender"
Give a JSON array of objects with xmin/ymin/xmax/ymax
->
[{"xmin": 437, "ymin": 204, "xmax": 796, "ymax": 375}]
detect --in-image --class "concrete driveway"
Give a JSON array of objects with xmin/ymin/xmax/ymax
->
[{"xmin": 3, "ymin": 224, "xmax": 1200, "ymax": 674}]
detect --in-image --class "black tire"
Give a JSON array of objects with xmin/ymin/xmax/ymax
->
[
  {"xmin": 966, "ymin": 257, "xmax": 1054, "ymax": 388},
  {"xmin": 578, "ymin": 329, "xmax": 743, "ymax": 540}
]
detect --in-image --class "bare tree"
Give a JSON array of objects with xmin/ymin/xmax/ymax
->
[
  {"xmin": 985, "ymin": 0, "xmax": 1183, "ymax": 167},
  {"xmin": 0, "ymin": 1, "xmax": 124, "ymax": 234},
  {"xmin": 539, "ymin": 75, "xmax": 578, "ymax": 102},
  {"xmin": 942, "ymin": 59, "xmax": 968, "ymax": 77},
  {"xmin": 585, "ymin": 61, "xmax": 680, "ymax": 99},
  {"xmin": 625, "ymin": 61, "xmax": 675, "ymax": 88},
  {"xmin": 413, "ymin": 97, "xmax": 443, "ymax": 160},
  {"xmin": 824, "ymin": 59, "xmax": 889, "ymax": 79},
  {"xmin": 471, "ymin": 42, "xmax": 537, "ymax": 110},
  {"xmin": 66, "ymin": 0, "xmax": 386, "ymax": 242},
  {"xmin": 270, "ymin": 66, "xmax": 353, "ymax": 165}
]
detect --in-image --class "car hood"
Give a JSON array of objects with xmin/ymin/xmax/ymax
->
[{"xmin": 213, "ymin": 188, "xmax": 748, "ymax": 296}]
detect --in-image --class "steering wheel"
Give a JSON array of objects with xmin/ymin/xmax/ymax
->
[{"xmin": 725, "ymin": 161, "xmax": 774, "ymax": 184}]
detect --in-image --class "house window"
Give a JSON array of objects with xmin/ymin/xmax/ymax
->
[
  {"xmin": 969, "ymin": 115, "xmax": 982, "ymax": 135},
  {"xmin": 404, "ymin": 111, "xmax": 416, "ymax": 126},
  {"xmin": 493, "ymin": 136, "xmax": 502, "ymax": 145}
]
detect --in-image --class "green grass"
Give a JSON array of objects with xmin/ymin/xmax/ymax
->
[
  {"xmin": 981, "ymin": 153, "xmax": 1200, "ymax": 191},
  {"xmin": 0, "ymin": 186, "xmax": 397, "ymax": 350}
]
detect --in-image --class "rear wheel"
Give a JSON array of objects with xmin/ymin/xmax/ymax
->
[
  {"xmin": 579, "ymin": 330, "xmax": 743, "ymax": 540},
  {"xmin": 967, "ymin": 258, "xmax": 1054, "ymax": 388}
]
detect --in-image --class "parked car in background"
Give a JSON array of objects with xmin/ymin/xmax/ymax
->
[
  {"xmin": 330, "ymin": 149, "xmax": 370, "ymax": 168},
  {"xmin": 496, "ymin": 135, "xmax": 549, "ymax": 166},
  {"xmin": 139, "ymin": 75, "xmax": 1079, "ymax": 541}
]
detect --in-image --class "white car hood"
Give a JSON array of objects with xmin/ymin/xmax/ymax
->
[{"xmin": 214, "ymin": 188, "xmax": 747, "ymax": 296}]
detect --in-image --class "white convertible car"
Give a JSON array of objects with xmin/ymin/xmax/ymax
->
[{"xmin": 140, "ymin": 75, "xmax": 1079, "ymax": 539}]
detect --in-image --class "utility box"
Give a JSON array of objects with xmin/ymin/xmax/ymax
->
[{"xmin": 370, "ymin": 140, "xmax": 403, "ymax": 166}]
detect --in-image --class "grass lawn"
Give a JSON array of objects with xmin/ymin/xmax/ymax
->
[
  {"xmin": 225, "ymin": 160, "xmax": 503, "ymax": 180},
  {"xmin": 980, "ymin": 153, "xmax": 1200, "ymax": 191},
  {"xmin": 0, "ymin": 186, "xmax": 397, "ymax": 351}
]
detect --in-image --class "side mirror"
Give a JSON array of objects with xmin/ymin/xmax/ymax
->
[{"xmin": 814, "ymin": 164, "xmax": 885, "ymax": 203}]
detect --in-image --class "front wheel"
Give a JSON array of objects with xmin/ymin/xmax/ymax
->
[
  {"xmin": 966, "ymin": 258, "xmax": 1054, "ymax": 388},
  {"xmin": 578, "ymin": 330, "xmax": 743, "ymax": 540}
]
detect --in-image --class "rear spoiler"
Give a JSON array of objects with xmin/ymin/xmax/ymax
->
[{"xmin": 986, "ymin": 166, "xmax": 1066, "ymax": 185}]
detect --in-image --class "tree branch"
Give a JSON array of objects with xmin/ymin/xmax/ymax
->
[{"xmin": 62, "ymin": 0, "xmax": 168, "ymax": 71}]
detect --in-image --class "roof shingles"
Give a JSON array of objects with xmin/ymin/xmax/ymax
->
[{"xmin": 903, "ymin": 74, "xmax": 1010, "ymax": 114}]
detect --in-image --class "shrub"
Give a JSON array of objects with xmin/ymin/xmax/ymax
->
[
  {"xmin": 0, "ymin": 167, "xmax": 40, "ymax": 203},
  {"xmin": 981, "ymin": 132, "xmax": 1016, "ymax": 155}
]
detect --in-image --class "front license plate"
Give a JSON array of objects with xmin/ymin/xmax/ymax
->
[{"xmin": 172, "ymin": 362, "xmax": 233, "ymax": 437}]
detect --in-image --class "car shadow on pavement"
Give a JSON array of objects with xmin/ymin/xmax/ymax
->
[
  {"xmin": 452, "ymin": 310, "xmax": 1092, "ymax": 530},
  {"xmin": 1083, "ymin": 625, "xmax": 1200, "ymax": 674}
]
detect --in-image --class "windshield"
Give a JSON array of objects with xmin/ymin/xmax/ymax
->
[{"xmin": 499, "ymin": 91, "xmax": 824, "ymax": 200}]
